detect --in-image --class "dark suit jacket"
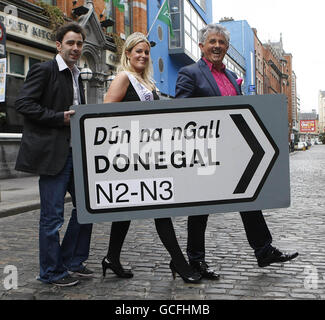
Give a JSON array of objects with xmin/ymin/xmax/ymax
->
[
  {"xmin": 175, "ymin": 58, "xmax": 242, "ymax": 98},
  {"xmin": 15, "ymin": 58, "xmax": 85, "ymax": 176}
]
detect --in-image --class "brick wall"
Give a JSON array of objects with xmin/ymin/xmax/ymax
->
[
  {"xmin": 132, "ymin": 0, "xmax": 147, "ymax": 34},
  {"xmin": 29, "ymin": 0, "xmax": 148, "ymax": 37},
  {"xmin": 284, "ymin": 54, "xmax": 293, "ymax": 139}
]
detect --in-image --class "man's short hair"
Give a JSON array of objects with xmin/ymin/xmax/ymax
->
[
  {"xmin": 198, "ymin": 23, "xmax": 230, "ymax": 46},
  {"xmin": 56, "ymin": 22, "xmax": 86, "ymax": 43}
]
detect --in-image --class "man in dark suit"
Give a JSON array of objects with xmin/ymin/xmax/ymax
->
[
  {"xmin": 15, "ymin": 22, "xmax": 93, "ymax": 287},
  {"xmin": 175, "ymin": 23, "xmax": 298, "ymax": 279}
]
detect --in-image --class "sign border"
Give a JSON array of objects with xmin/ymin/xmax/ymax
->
[{"xmin": 79, "ymin": 104, "xmax": 279, "ymax": 214}]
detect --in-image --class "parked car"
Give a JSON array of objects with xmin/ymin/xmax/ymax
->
[{"xmin": 295, "ymin": 142, "xmax": 306, "ymax": 151}]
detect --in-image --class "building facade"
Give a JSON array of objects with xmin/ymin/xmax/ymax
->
[
  {"xmin": 147, "ymin": 0, "xmax": 212, "ymax": 97},
  {"xmin": 318, "ymin": 90, "xmax": 325, "ymax": 134},
  {"xmin": 252, "ymin": 28, "xmax": 299, "ymax": 144},
  {"xmin": 253, "ymin": 28, "xmax": 263, "ymax": 95},
  {"xmin": 299, "ymin": 110, "xmax": 319, "ymax": 143},
  {"xmin": 291, "ymin": 70, "xmax": 299, "ymax": 136},
  {"xmin": 219, "ymin": 19, "xmax": 255, "ymax": 96},
  {"xmin": 0, "ymin": 0, "xmax": 137, "ymax": 177}
]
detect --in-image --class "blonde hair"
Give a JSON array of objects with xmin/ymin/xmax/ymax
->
[{"xmin": 118, "ymin": 32, "xmax": 155, "ymax": 91}]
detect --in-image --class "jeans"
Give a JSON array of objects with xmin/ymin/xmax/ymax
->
[{"xmin": 38, "ymin": 150, "xmax": 92, "ymax": 283}]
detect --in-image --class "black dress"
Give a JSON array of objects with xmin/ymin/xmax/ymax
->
[{"xmin": 106, "ymin": 83, "xmax": 190, "ymax": 272}]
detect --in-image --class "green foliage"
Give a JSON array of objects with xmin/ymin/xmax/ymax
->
[
  {"xmin": 107, "ymin": 32, "xmax": 125, "ymax": 61},
  {"xmin": 36, "ymin": 0, "xmax": 65, "ymax": 31}
]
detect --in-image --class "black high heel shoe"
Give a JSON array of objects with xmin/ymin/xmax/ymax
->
[
  {"xmin": 101, "ymin": 256, "xmax": 133, "ymax": 278},
  {"xmin": 169, "ymin": 261, "xmax": 202, "ymax": 284}
]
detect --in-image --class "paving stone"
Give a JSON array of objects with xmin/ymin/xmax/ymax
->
[{"xmin": 1, "ymin": 146, "xmax": 325, "ymax": 300}]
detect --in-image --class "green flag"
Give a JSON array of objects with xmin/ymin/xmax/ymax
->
[
  {"xmin": 157, "ymin": 0, "xmax": 174, "ymax": 38},
  {"xmin": 112, "ymin": 0, "xmax": 125, "ymax": 13}
]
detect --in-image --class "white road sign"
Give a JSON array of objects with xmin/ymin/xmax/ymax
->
[
  {"xmin": 71, "ymin": 95, "xmax": 289, "ymax": 223},
  {"xmin": 79, "ymin": 106, "xmax": 278, "ymax": 212}
]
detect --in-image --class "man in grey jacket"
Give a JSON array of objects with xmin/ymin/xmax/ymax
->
[{"xmin": 175, "ymin": 23, "xmax": 298, "ymax": 279}]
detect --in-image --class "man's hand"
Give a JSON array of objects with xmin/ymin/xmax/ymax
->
[{"xmin": 63, "ymin": 110, "xmax": 75, "ymax": 125}]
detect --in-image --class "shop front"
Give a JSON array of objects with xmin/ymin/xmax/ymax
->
[{"xmin": 0, "ymin": 0, "xmax": 115, "ymax": 178}]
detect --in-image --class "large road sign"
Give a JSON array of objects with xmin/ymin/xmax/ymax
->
[{"xmin": 71, "ymin": 95, "xmax": 290, "ymax": 223}]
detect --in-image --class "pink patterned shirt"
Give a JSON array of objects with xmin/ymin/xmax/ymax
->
[{"xmin": 203, "ymin": 58, "xmax": 237, "ymax": 96}]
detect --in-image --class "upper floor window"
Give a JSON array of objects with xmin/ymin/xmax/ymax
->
[
  {"xmin": 41, "ymin": 0, "xmax": 56, "ymax": 5},
  {"xmin": 104, "ymin": 0, "xmax": 132, "ymax": 38},
  {"xmin": 169, "ymin": 0, "xmax": 181, "ymax": 49},
  {"xmin": 9, "ymin": 53, "xmax": 24, "ymax": 76},
  {"xmin": 8, "ymin": 52, "xmax": 48, "ymax": 77},
  {"xmin": 103, "ymin": 0, "xmax": 115, "ymax": 33},
  {"xmin": 184, "ymin": 0, "xmax": 205, "ymax": 61},
  {"xmin": 124, "ymin": 1, "xmax": 132, "ymax": 38}
]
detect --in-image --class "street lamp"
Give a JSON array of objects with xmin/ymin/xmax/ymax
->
[
  {"xmin": 80, "ymin": 64, "xmax": 93, "ymax": 104},
  {"xmin": 80, "ymin": 64, "xmax": 93, "ymax": 81}
]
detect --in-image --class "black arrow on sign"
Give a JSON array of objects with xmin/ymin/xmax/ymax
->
[{"xmin": 230, "ymin": 114, "xmax": 265, "ymax": 194}]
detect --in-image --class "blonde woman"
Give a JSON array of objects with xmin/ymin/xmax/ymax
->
[{"xmin": 102, "ymin": 32, "xmax": 201, "ymax": 283}]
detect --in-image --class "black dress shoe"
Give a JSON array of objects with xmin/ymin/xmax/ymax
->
[
  {"xmin": 257, "ymin": 247, "xmax": 299, "ymax": 267},
  {"xmin": 190, "ymin": 261, "xmax": 220, "ymax": 280},
  {"xmin": 169, "ymin": 261, "xmax": 202, "ymax": 284},
  {"xmin": 101, "ymin": 257, "xmax": 133, "ymax": 278}
]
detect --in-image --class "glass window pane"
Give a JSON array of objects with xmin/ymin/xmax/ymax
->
[
  {"xmin": 185, "ymin": 33, "xmax": 191, "ymax": 52},
  {"xmin": 184, "ymin": 0, "xmax": 191, "ymax": 18},
  {"xmin": 191, "ymin": 7, "xmax": 197, "ymax": 26},
  {"xmin": 171, "ymin": 12, "xmax": 180, "ymax": 29},
  {"xmin": 41, "ymin": 0, "xmax": 56, "ymax": 4},
  {"xmin": 124, "ymin": 3, "xmax": 131, "ymax": 37},
  {"xmin": 198, "ymin": 17, "xmax": 205, "ymax": 31},
  {"xmin": 197, "ymin": 18, "xmax": 202, "ymax": 32},
  {"xmin": 184, "ymin": 17, "xmax": 191, "ymax": 33},
  {"xmin": 170, "ymin": 30, "xmax": 181, "ymax": 48},
  {"xmin": 191, "ymin": 39, "xmax": 197, "ymax": 56},
  {"xmin": 10, "ymin": 53, "xmax": 24, "ymax": 75},
  {"xmin": 192, "ymin": 25, "xmax": 197, "ymax": 41},
  {"xmin": 170, "ymin": 0, "xmax": 180, "ymax": 12},
  {"xmin": 29, "ymin": 57, "xmax": 41, "ymax": 68}
]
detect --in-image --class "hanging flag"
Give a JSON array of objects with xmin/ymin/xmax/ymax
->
[
  {"xmin": 157, "ymin": 0, "xmax": 174, "ymax": 38},
  {"xmin": 112, "ymin": 0, "xmax": 125, "ymax": 13}
]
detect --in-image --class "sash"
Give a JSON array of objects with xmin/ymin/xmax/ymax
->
[{"xmin": 126, "ymin": 72, "xmax": 154, "ymax": 101}]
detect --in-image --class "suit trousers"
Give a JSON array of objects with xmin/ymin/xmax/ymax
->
[{"xmin": 186, "ymin": 211, "xmax": 273, "ymax": 262}]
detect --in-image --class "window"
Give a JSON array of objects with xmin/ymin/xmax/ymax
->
[
  {"xmin": 41, "ymin": 0, "xmax": 56, "ymax": 4},
  {"xmin": 104, "ymin": 0, "xmax": 115, "ymax": 33},
  {"xmin": 169, "ymin": 0, "xmax": 207, "ymax": 62},
  {"xmin": 169, "ymin": 0, "xmax": 181, "ymax": 48},
  {"xmin": 9, "ymin": 53, "xmax": 24, "ymax": 76},
  {"xmin": 8, "ymin": 51, "xmax": 49, "ymax": 77},
  {"xmin": 224, "ymin": 55, "xmax": 246, "ymax": 88},
  {"xmin": 29, "ymin": 57, "xmax": 41, "ymax": 68},
  {"xmin": 183, "ymin": 0, "xmax": 205, "ymax": 61},
  {"xmin": 124, "ymin": 2, "xmax": 132, "ymax": 37}
]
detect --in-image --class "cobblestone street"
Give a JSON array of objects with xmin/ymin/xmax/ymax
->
[{"xmin": 1, "ymin": 146, "xmax": 325, "ymax": 300}]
